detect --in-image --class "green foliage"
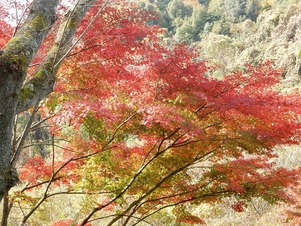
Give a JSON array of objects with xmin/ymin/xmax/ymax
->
[
  {"xmin": 211, "ymin": 19, "xmax": 231, "ymax": 35},
  {"xmin": 198, "ymin": 0, "xmax": 210, "ymax": 6},
  {"xmin": 208, "ymin": 0, "xmax": 260, "ymax": 22},
  {"xmin": 156, "ymin": 0, "xmax": 173, "ymax": 11},
  {"xmin": 191, "ymin": 6, "xmax": 219, "ymax": 32},
  {"xmin": 173, "ymin": 18, "xmax": 196, "ymax": 42},
  {"xmin": 167, "ymin": 0, "xmax": 193, "ymax": 19},
  {"xmin": 172, "ymin": 5, "xmax": 219, "ymax": 43},
  {"xmin": 83, "ymin": 114, "xmax": 108, "ymax": 141}
]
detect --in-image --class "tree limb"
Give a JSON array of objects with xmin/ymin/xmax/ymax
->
[{"xmin": 17, "ymin": 0, "xmax": 109, "ymax": 113}]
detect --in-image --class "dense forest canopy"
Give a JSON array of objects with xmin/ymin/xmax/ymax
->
[
  {"xmin": 0, "ymin": 0, "xmax": 300, "ymax": 225},
  {"xmin": 141, "ymin": 0, "xmax": 301, "ymax": 82}
]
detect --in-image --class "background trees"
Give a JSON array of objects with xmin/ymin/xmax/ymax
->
[{"xmin": 208, "ymin": 0, "xmax": 260, "ymax": 22}]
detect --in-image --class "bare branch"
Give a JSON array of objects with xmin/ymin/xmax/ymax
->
[{"xmin": 11, "ymin": 100, "xmax": 40, "ymax": 167}]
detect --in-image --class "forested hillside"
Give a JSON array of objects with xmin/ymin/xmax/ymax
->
[
  {"xmin": 141, "ymin": 0, "xmax": 301, "ymax": 87},
  {"xmin": 0, "ymin": 0, "xmax": 300, "ymax": 225}
]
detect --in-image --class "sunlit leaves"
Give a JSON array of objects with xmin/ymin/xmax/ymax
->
[{"xmin": 19, "ymin": 156, "xmax": 52, "ymax": 183}]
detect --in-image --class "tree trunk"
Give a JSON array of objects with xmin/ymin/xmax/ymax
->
[
  {"xmin": 0, "ymin": 0, "xmax": 100, "ymax": 204},
  {"xmin": 1, "ymin": 191, "xmax": 9, "ymax": 226},
  {"xmin": 0, "ymin": 57, "xmax": 22, "ymax": 203},
  {"xmin": 0, "ymin": 0, "xmax": 59, "ymax": 203}
]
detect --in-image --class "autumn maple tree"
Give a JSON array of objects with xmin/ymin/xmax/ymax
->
[{"xmin": 0, "ymin": 0, "xmax": 301, "ymax": 225}]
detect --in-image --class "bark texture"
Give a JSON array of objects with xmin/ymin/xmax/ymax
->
[
  {"xmin": 0, "ymin": 0, "xmax": 97, "ymax": 203},
  {"xmin": 0, "ymin": 0, "xmax": 59, "ymax": 203},
  {"xmin": 17, "ymin": 0, "xmax": 98, "ymax": 113}
]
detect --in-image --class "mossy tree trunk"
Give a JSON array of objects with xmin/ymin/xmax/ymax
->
[
  {"xmin": 0, "ymin": 0, "xmax": 98, "ymax": 204},
  {"xmin": 0, "ymin": 0, "xmax": 59, "ymax": 203}
]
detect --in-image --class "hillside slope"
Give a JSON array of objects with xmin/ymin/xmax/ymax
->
[{"xmin": 141, "ymin": 0, "xmax": 301, "ymax": 90}]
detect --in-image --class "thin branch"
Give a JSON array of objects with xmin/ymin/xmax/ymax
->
[
  {"xmin": 12, "ymin": 1, "xmax": 33, "ymax": 37},
  {"xmin": 11, "ymin": 100, "xmax": 40, "ymax": 167},
  {"xmin": 106, "ymin": 161, "xmax": 193, "ymax": 226},
  {"xmin": 11, "ymin": 114, "xmax": 19, "ymax": 159},
  {"xmin": 80, "ymin": 128, "xmax": 193, "ymax": 225},
  {"xmin": 107, "ymin": 142, "xmax": 224, "ymax": 225},
  {"xmin": 54, "ymin": 0, "xmax": 110, "ymax": 68},
  {"xmin": 107, "ymin": 112, "xmax": 137, "ymax": 145},
  {"xmin": 29, "ymin": 115, "xmax": 55, "ymax": 131},
  {"xmin": 88, "ymin": 213, "xmax": 154, "ymax": 226},
  {"xmin": 21, "ymin": 177, "xmax": 63, "ymax": 192},
  {"xmin": 122, "ymin": 165, "xmax": 218, "ymax": 224},
  {"xmin": 133, "ymin": 190, "xmax": 233, "ymax": 226},
  {"xmin": 19, "ymin": 112, "xmax": 134, "ymax": 223}
]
